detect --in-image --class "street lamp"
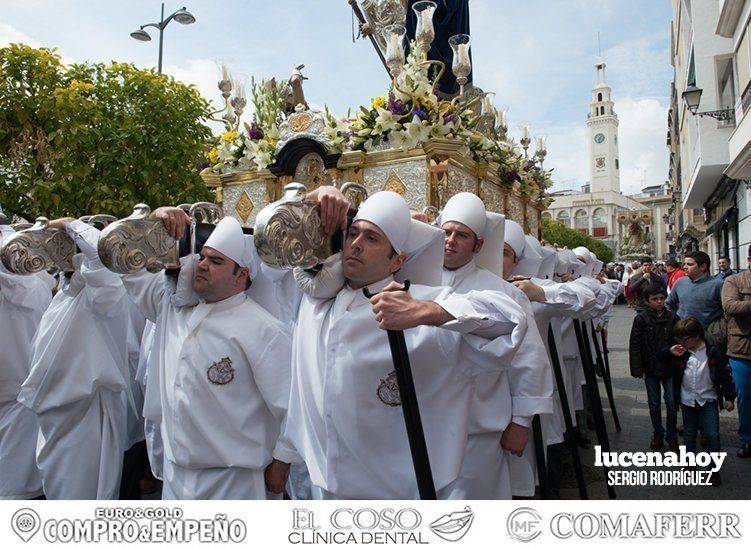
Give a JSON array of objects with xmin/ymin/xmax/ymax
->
[
  {"xmin": 130, "ymin": 3, "xmax": 195, "ymax": 74},
  {"xmin": 681, "ymin": 84, "xmax": 734, "ymax": 123}
]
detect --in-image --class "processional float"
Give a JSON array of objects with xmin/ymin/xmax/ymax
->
[{"xmin": 1, "ymin": 0, "xmax": 567, "ymax": 501}]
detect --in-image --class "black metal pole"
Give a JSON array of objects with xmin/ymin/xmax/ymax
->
[
  {"xmin": 547, "ymin": 326, "xmax": 588, "ymax": 499},
  {"xmin": 591, "ymin": 322, "xmax": 621, "ymax": 432},
  {"xmin": 532, "ymin": 415, "xmax": 549, "ymax": 499},
  {"xmin": 347, "ymin": 0, "xmax": 391, "ymax": 76},
  {"xmin": 158, "ymin": 3, "xmax": 165, "ymax": 74},
  {"xmin": 573, "ymin": 319, "xmax": 616, "ymax": 499},
  {"xmin": 363, "ymin": 282, "xmax": 437, "ymax": 499}
]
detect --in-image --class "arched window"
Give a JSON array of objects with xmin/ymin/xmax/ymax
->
[
  {"xmin": 557, "ymin": 210, "xmax": 570, "ymax": 227},
  {"xmin": 542, "ymin": 212, "xmax": 553, "ymax": 219},
  {"xmin": 592, "ymin": 208, "xmax": 607, "ymax": 238},
  {"xmin": 597, "ymin": 92, "xmax": 603, "ymax": 102},
  {"xmin": 574, "ymin": 209, "xmax": 588, "ymax": 233}
]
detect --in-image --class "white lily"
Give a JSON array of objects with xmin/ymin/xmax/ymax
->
[
  {"xmin": 391, "ymin": 128, "xmax": 418, "ymax": 151},
  {"xmin": 430, "ymin": 123, "xmax": 452, "ymax": 138},
  {"xmin": 254, "ymin": 151, "xmax": 272, "ymax": 170},
  {"xmin": 404, "ymin": 115, "xmax": 431, "ymax": 145},
  {"xmin": 373, "ymin": 108, "xmax": 400, "ymax": 134}
]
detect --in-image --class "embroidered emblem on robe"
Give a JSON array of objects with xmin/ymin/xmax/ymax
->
[
  {"xmin": 376, "ymin": 370, "xmax": 401, "ymax": 406},
  {"xmin": 207, "ymin": 357, "xmax": 235, "ymax": 385}
]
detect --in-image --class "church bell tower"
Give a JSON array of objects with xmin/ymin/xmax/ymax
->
[{"xmin": 587, "ymin": 57, "xmax": 620, "ymax": 194}]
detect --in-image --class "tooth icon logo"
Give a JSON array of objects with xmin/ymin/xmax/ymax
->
[
  {"xmin": 12, "ymin": 508, "xmax": 40, "ymax": 542},
  {"xmin": 430, "ymin": 506, "xmax": 475, "ymax": 542}
]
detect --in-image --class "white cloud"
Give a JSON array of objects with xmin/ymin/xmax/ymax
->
[{"xmin": 0, "ymin": 22, "xmax": 39, "ymax": 48}]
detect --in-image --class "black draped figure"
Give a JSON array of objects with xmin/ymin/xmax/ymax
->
[{"xmin": 405, "ymin": 0, "xmax": 472, "ymax": 97}]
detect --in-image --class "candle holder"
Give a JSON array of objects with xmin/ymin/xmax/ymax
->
[
  {"xmin": 519, "ymin": 124, "xmax": 532, "ymax": 157},
  {"xmin": 382, "ymin": 24, "xmax": 406, "ymax": 78},
  {"xmin": 535, "ymin": 135, "xmax": 547, "ymax": 168},
  {"xmin": 209, "ymin": 63, "xmax": 242, "ymax": 131},
  {"xmin": 448, "ymin": 34, "xmax": 471, "ymax": 101},
  {"xmin": 496, "ymin": 107, "xmax": 509, "ymax": 140},
  {"xmin": 413, "ymin": 1, "xmax": 437, "ymax": 55},
  {"xmin": 230, "ymin": 79, "xmax": 247, "ymax": 123}
]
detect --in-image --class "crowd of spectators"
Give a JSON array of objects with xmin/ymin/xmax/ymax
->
[{"xmin": 621, "ymin": 249, "xmax": 751, "ymax": 478}]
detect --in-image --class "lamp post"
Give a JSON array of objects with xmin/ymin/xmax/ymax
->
[
  {"xmin": 130, "ymin": 3, "xmax": 195, "ymax": 74},
  {"xmin": 681, "ymin": 84, "xmax": 734, "ymax": 123}
]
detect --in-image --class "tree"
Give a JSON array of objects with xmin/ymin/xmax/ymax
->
[
  {"xmin": 0, "ymin": 44, "xmax": 213, "ymax": 220},
  {"xmin": 541, "ymin": 217, "xmax": 614, "ymax": 263}
]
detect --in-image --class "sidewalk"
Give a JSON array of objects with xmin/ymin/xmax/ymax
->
[{"xmin": 557, "ymin": 304, "xmax": 749, "ymax": 499}]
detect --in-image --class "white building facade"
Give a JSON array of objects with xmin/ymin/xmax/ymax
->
[{"xmin": 667, "ymin": 0, "xmax": 750, "ymax": 269}]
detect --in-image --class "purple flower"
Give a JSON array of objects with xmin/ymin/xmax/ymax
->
[
  {"xmin": 388, "ymin": 93, "xmax": 408, "ymax": 115},
  {"xmin": 503, "ymin": 168, "xmax": 519, "ymax": 182},
  {"xmin": 412, "ymin": 107, "xmax": 428, "ymax": 121},
  {"xmin": 523, "ymin": 160, "xmax": 535, "ymax": 171},
  {"xmin": 247, "ymin": 122, "xmax": 264, "ymax": 140},
  {"xmin": 198, "ymin": 160, "xmax": 211, "ymax": 170},
  {"xmin": 443, "ymin": 114, "xmax": 455, "ymax": 124}
]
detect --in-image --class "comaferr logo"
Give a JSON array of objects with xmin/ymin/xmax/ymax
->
[
  {"xmin": 507, "ymin": 508, "xmax": 542, "ymax": 542},
  {"xmin": 429, "ymin": 506, "xmax": 475, "ymax": 542},
  {"xmin": 550, "ymin": 513, "xmax": 741, "ymax": 539}
]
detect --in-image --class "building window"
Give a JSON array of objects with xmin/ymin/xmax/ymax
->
[
  {"xmin": 592, "ymin": 208, "xmax": 607, "ymax": 239},
  {"xmin": 574, "ymin": 209, "xmax": 588, "ymax": 233},
  {"xmin": 597, "ymin": 92, "xmax": 603, "ymax": 102},
  {"xmin": 557, "ymin": 210, "xmax": 570, "ymax": 227},
  {"xmin": 716, "ymin": 56, "xmax": 736, "ymax": 121}
]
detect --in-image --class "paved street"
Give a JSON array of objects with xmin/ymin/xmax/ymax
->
[{"xmin": 557, "ymin": 304, "xmax": 750, "ymax": 499}]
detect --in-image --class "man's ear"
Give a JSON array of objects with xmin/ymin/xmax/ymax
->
[
  {"xmin": 473, "ymin": 238, "xmax": 484, "ymax": 254},
  {"xmin": 390, "ymin": 253, "xmax": 408, "ymax": 275}
]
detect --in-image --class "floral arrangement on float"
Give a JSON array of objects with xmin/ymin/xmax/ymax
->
[{"xmin": 204, "ymin": 3, "xmax": 553, "ymax": 197}]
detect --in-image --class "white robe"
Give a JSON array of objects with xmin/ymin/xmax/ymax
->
[
  {"xmin": 441, "ymin": 261, "xmax": 553, "ymax": 498},
  {"xmin": 531, "ymin": 280, "xmax": 597, "ymax": 437},
  {"xmin": 0, "ymin": 264, "xmax": 52, "ymax": 499},
  {"xmin": 121, "ymin": 270, "xmax": 297, "ymax": 500},
  {"xmin": 282, "ymin": 275, "xmax": 528, "ymax": 499},
  {"xmin": 560, "ymin": 277, "xmax": 611, "ymax": 410},
  {"xmin": 19, "ymin": 258, "xmax": 131, "ymax": 499}
]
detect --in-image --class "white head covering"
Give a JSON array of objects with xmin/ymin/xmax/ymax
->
[
  {"xmin": 204, "ymin": 217, "xmax": 254, "ymax": 270},
  {"xmin": 504, "ymin": 220, "xmax": 526, "ymax": 259},
  {"xmin": 573, "ymin": 246, "xmax": 591, "ymax": 264},
  {"xmin": 515, "ymin": 234, "xmax": 544, "ymax": 277},
  {"xmin": 438, "ymin": 193, "xmax": 506, "ymax": 275},
  {"xmin": 590, "ymin": 252, "xmax": 603, "ymax": 275},
  {"xmin": 353, "ymin": 191, "xmax": 444, "ymax": 286},
  {"xmin": 538, "ymin": 246, "xmax": 558, "ymax": 280},
  {"xmin": 555, "ymin": 249, "xmax": 578, "ymax": 277}
]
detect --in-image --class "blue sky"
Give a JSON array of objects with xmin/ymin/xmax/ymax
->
[{"xmin": 1, "ymin": 0, "xmax": 674, "ymax": 194}]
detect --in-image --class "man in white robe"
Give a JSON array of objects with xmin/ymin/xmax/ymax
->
[
  {"xmin": 437, "ymin": 194, "xmax": 553, "ymax": 499},
  {"xmin": 114, "ymin": 213, "xmax": 297, "ymax": 499},
  {"xmin": 0, "ymin": 226, "xmax": 52, "ymax": 499},
  {"xmin": 283, "ymin": 190, "xmax": 529, "ymax": 499},
  {"xmin": 510, "ymin": 239, "xmax": 598, "ymax": 497},
  {"xmin": 18, "ymin": 220, "xmax": 133, "ymax": 499}
]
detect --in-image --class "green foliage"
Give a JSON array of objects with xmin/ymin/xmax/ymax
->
[
  {"xmin": 541, "ymin": 217, "xmax": 614, "ymax": 263},
  {"xmin": 0, "ymin": 44, "xmax": 213, "ymax": 219}
]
